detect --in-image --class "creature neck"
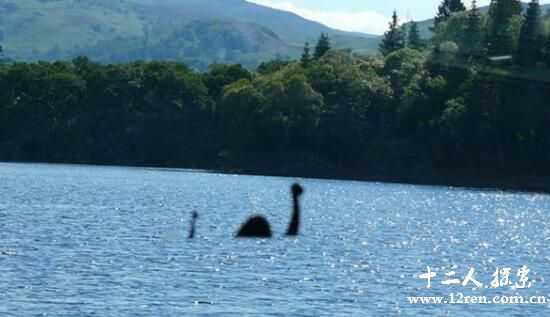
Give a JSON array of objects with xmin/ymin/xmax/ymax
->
[
  {"xmin": 286, "ymin": 194, "xmax": 300, "ymax": 236},
  {"xmin": 189, "ymin": 219, "xmax": 196, "ymax": 239}
]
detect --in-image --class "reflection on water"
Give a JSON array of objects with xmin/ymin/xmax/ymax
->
[{"xmin": 1, "ymin": 162, "xmax": 550, "ymax": 316}]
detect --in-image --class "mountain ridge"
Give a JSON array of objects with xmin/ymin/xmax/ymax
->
[{"xmin": 0, "ymin": 0, "xmax": 380, "ymax": 69}]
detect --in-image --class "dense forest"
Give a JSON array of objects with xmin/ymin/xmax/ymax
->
[{"xmin": 1, "ymin": 0, "xmax": 550, "ymax": 189}]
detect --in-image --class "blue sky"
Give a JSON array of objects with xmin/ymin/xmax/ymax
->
[{"xmin": 247, "ymin": 0, "xmax": 550, "ymax": 35}]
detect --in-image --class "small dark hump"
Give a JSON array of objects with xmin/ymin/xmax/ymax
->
[{"xmin": 236, "ymin": 216, "xmax": 272, "ymax": 238}]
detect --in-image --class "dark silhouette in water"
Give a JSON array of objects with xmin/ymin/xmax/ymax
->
[
  {"xmin": 236, "ymin": 216, "xmax": 272, "ymax": 238},
  {"xmin": 236, "ymin": 183, "xmax": 303, "ymax": 238},
  {"xmin": 189, "ymin": 211, "xmax": 198, "ymax": 239},
  {"xmin": 286, "ymin": 183, "xmax": 303, "ymax": 236}
]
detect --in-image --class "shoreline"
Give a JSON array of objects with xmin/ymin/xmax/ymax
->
[
  {"xmin": 2, "ymin": 160, "xmax": 549, "ymax": 194},
  {"xmin": 221, "ymin": 167, "xmax": 550, "ymax": 195}
]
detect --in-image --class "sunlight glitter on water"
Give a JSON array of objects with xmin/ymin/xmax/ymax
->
[{"xmin": 1, "ymin": 162, "xmax": 550, "ymax": 316}]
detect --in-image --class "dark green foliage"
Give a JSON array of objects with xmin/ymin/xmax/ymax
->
[
  {"xmin": 1, "ymin": 50, "xmax": 548, "ymax": 181},
  {"xmin": 434, "ymin": 1, "xmax": 451, "ymax": 28},
  {"xmin": 314, "ymin": 34, "xmax": 331, "ymax": 60},
  {"xmin": 0, "ymin": 59, "xmax": 216, "ymax": 165},
  {"xmin": 257, "ymin": 60, "xmax": 290, "ymax": 75},
  {"xmin": 434, "ymin": 0, "xmax": 467, "ymax": 28},
  {"xmin": 407, "ymin": 21, "xmax": 424, "ymax": 50},
  {"xmin": 462, "ymin": 0, "xmax": 485, "ymax": 59},
  {"xmin": 0, "ymin": 44, "xmax": 6, "ymax": 64},
  {"xmin": 2, "ymin": 1, "xmax": 550, "ymax": 187},
  {"xmin": 516, "ymin": 0, "xmax": 544, "ymax": 66},
  {"xmin": 203, "ymin": 64, "xmax": 252, "ymax": 100},
  {"xmin": 380, "ymin": 11, "xmax": 406, "ymax": 56},
  {"xmin": 546, "ymin": 34, "xmax": 550, "ymax": 65},
  {"xmin": 486, "ymin": 0, "xmax": 523, "ymax": 56},
  {"xmin": 301, "ymin": 42, "xmax": 311, "ymax": 67},
  {"xmin": 449, "ymin": 0, "xmax": 467, "ymax": 12}
]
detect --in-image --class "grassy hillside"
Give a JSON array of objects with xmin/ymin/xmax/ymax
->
[
  {"xmin": 0, "ymin": 0, "xmax": 144, "ymax": 53},
  {"xmin": 127, "ymin": 0, "xmax": 379, "ymax": 44},
  {"xmin": 0, "ymin": 0, "xmax": 379, "ymax": 68},
  {"xmin": 64, "ymin": 20, "xmax": 300, "ymax": 70}
]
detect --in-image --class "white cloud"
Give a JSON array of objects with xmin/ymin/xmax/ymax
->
[
  {"xmin": 246, "ymin": 0, "xmax": 390, "ymax": 35},
  {"xmin": 247, "ymin": 0, "xmax": 550, "ymax": 35}
]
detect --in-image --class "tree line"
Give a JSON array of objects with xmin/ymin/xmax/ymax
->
[
  {"xmin": 379, "ymin": 0, "xmax": 550, "ymax": 67},
  {"xmin": 0, "ymin": 0, "xmax": 549, "ymax": 187}
]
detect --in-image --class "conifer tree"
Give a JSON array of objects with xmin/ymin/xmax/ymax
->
[
  {"xmin": 380, "ymin": 11, "xmax": 405, "ymax": 56},
  {"xmin": 516, "ymin": 0, "xmax": 544, "ymax": 66},
  {"xmin": 434, "ymin": 0, "xmax": 466, "ymax": 28},
  {"xmin": 313, "ymin": 33, "xmax": 331, "ymax": 60},
  {"xmin": 407, "ymin": 21, "xmax": 423, "ymax": 50},
  {"xmin": 449, "ymin": 0, "xmax": 466, "ymax": 12},
  {"xmin": 434, "ymin": 0, "xmax": 451, "ymax": 28},
  {"xmin": 301, "ymin": 42, "xmax": 311, "ymax": 67},
  {"xmin": 486, "ymin": 0, "xmax": 523, "ymax": 56},
  {"xmin": 462, "ymin": 0, "xmax": 485, "ymax": 58}
]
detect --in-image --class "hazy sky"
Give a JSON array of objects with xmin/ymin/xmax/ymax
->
[{"xmin": 247, "ymin": 0, "xmax": 550, "ymax": 35}]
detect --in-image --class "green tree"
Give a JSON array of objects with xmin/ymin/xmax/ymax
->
[
  {"xmin": 0, "ymin": 44, "xmax": 6, "ymax": 64},
  {"xmin": 449, "ymin": 0, "xmax": 467, "ymax": 12},
  {"xmin": 257, "ymin": 60, "xmax": 289, "ymax": 75},
  {"xmin": 432, "ymin": 12, "xmax": 469, "ymax": 46},
  {"xmin": 301, "ymin": 42, "xmax": 311, "ymax": 67},
  {"xmin": 314, "ymin": 33, "xmax": 331, "ymax": 60},
  {"xmin": 546, "ymin": 34, "xmax": 550, "ymax": 66},
  {"xmin": 486, "ymin": 0, "xmax": 523, "ymax": 56},
  {"xmin": 434, "ymin": 0, "xmax": 467, "ymax": 28},
  {"xmin": 462, "ymin": 0, "xmax": 485, "ymax": 59},
  {"xmin": 384, "ymin": 48, "xmax": 425, "ymax": 98},
  {"xmin": 380, "ymin": 11, "xmax": 405, "ymax": 56},
  {"xmin": 306, "ymin": 51, "xmax": 378, "ymax": 167},
  {"xmin": 407, "ymin": 21, "xmax": 424, "ymax": 50},
  {"xmin": 516, "ymin": 0, "xmax": 544, "ymax": 66},
  {"xmin": 203, "ymin": 64, "xmax": 252, "ymax": 100},
  {"xmin": 219, "ymin": 79, "xmax": 265, "ymax": 158}
]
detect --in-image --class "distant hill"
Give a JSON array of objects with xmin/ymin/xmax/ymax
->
[
  {"xmin": 0, "ymin": 0, "xmax": 380, "ymax": 69},
  {"xmin": 63, "ymin": 20, "xmax": 299, "ymax": 70},
  {"xmin": 406, "ymin": 3, "xmax": 550, "ymax": 39},
  {"xmin": 129, "ymin": 0, "xmax": 380, "ymax": 44}
]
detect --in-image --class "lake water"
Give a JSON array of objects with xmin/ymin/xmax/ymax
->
[{"xmin": 1, "ymin": 162, "xmax": 550, "ymax": 316}]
